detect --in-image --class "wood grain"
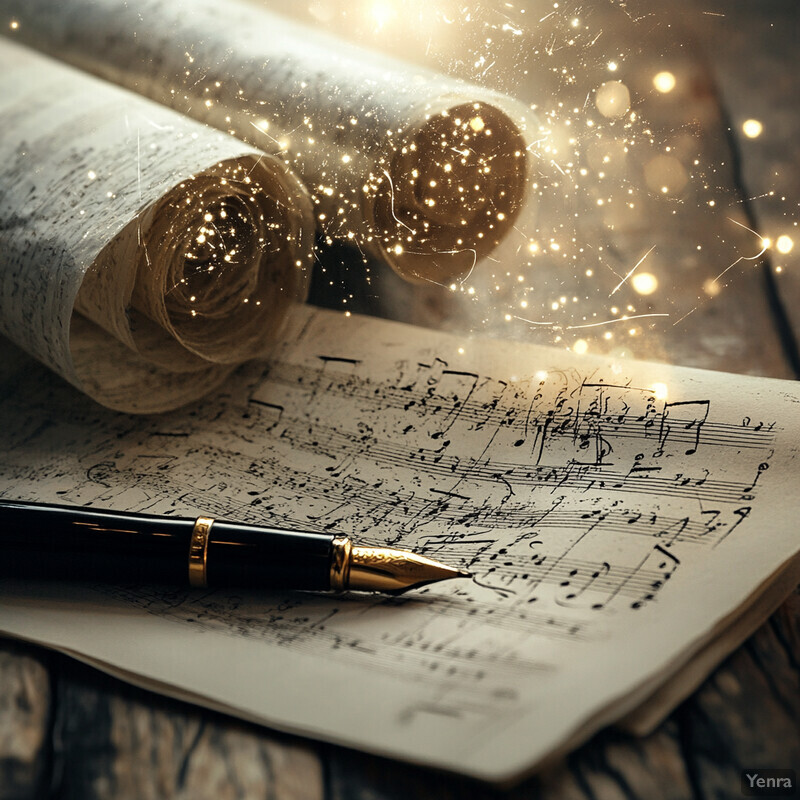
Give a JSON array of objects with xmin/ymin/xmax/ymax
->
[
  {"xmin": 0, "ymin": 643, "xmax": 51, "ymax": 800},
  {"xmin": 13, "ymin": 650, "xmax": 323, "ymax": 800}
]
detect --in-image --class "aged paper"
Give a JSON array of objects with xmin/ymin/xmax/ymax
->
[
  {"xmin": 0, "ymin": 39, "xmax": 313, "ymax": 412},
  {"xmin": 0, "ymin": 306, "xmax": 798, "ymax": 782},
  {"xmin": 3, "ymin": 0, "xmax": 533, "ymax": 284}
]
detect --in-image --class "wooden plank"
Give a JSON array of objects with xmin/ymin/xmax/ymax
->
[
  {"xmin": 673, "ymin": 595, "xmax": 800, "ymax": 797},
  {"xmin": 47, "ymin": 656, "xmax": 323, "ymax": 800},
  {"xmin": 689, "ymin": 0, "xmax": 800, "ymax": 357},
  {"xmin": 325, "ymin": 714, "xmax": 696, "ymax": 800},
  {"xmin": 0, "ymin": 639, "xmax": 51, "ymax": 800}
]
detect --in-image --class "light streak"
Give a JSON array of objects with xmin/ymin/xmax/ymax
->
[
  {"xmin": 565, "ymin": 313, "xmax": 669, "ymax": 330},
  {"xmin": 382, "ymin": 169, "xmax": 415, "ymax": 233},
  {"xmin": 512, "ymin": 315, "xmax": 556, "ymax": 326},
  {"xmin": 609, "ymin": 245, "xmax": 656, "ymax": 296},
  {"xmin": 711, "ymin": 218, "xmax": 770, "ymax": 283}
]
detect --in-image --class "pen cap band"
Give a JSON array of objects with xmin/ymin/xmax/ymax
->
[{"xmin": 189, "ymin": 516, "xmax": 214, "ymax": 588}]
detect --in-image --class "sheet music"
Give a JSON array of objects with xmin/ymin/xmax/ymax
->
[{"xmin": 1, "ymin": 306, "xmax": 799, "ymax": 781}]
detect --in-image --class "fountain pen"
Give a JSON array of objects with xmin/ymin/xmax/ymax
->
[{"xmin": 0, "ymin": 498, "xmax": 470, "ymax": 594}]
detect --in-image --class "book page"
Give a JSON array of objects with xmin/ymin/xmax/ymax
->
[{"xmin": 0, "ymin": 306, "xmax": 798, "ymax": 782}]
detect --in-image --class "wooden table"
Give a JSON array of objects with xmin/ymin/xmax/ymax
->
[{"xmin": 2, "ymin": 1, "xmax": 798, "ymax": 797}]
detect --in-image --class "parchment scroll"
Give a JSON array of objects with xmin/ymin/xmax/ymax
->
[
  {"xmin": 3, "ymin": 0, "xmax": 534, "ymax": 284},
  {"xmin": 0, "ymin": 40, "xmax": 314, "ymax": 412}
]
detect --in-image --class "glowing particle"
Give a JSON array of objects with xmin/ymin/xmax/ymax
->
[
  {"xmin": 393, "ymin": 243, "xmax": 404, "ymax": 255},
  {"xmin": 469, "ymin": 117, "xmax": 485, "ymax": 133},
  {"xmin": 256, "ymin": 119, "xmax": 269, "ymax": 131},
  {"xmin": 458, "ymin": 347, "xmax": 465, "ymax": 355},
  {"xmin": 535, "ymin": 370, "xmax": 548, "ymax": 381},
  {"xmin": 595, "ymin": 80, "xmax": 631, "ymax": 119},
  {"xmin": 632, "ymin": 272, "xmax": 658, "ymax": 295},
  {"xmin": 607, "ymin": 61, "xmax": 618, "ymax": 72},
  {"xmin": 742, "ymin": 119, "xmax": 763, "ymax": 138},
  {"xmin": 651, "ymin": 382, "xmax": 668, "ymax": 400},
  {"xmin": 87, "ymin": 171, "xmax": 97, "ymax": 180},
  {"xmin": 776, "ymin": 235, "xmax": 794, "ymax": 254},
  {"xmin": 341, "ymin": 154, "xmax": 351, "ymax": 163},
  {"xmin": 573, "ymin": 339, "xmax": 589, "ymax": 355},
  {"xmin": 9, "ymin": 19, "xmax": 18, "ymax": 29},
  {"xmin": 653, "ymin": 71, "xmax": 676, "ymax": 93}
]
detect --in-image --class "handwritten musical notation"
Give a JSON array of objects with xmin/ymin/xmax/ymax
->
[{"xmin": 1, "ymin": 307, "xmax": 798, "ymax": 779}]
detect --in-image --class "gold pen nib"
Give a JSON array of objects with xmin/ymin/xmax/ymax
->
[
  {"xmin": 348, "ymin": 545, "xmax": 471, "ymax": 594},
  {"xmin": 329, "ymin": 537, "xmax": 471, "ymax": 594}
]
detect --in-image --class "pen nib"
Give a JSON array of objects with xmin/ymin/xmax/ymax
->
[{"xmin": 347, "ymin": 546, "xmax": 471, "ymax": 594}]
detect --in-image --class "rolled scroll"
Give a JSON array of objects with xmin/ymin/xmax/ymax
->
[
  {"xmin": 0, "ymin": 40, "xmax": 313, "ymax": 412},
  {"xmin": 4, "ymin": 0, "xmax": 533, "ymax": 284}
]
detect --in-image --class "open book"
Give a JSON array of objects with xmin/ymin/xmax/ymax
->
[{"xmin": 1, "ymin": 305, "xmax": 799, "ymax": 783}]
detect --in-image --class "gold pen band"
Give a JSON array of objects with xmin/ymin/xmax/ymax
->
[
  {"xmin": 329, "ymin": 535, "xmax": 352, "ymax": 591},
  {"xmin": 188, "ymin": 516, "xmax": 214, "ymax": 588}
]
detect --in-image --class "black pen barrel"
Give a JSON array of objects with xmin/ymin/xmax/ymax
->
[
  {"xmin": 207, "ymin": 521, "xmax": 334, "ymax": 589},
  {"xmin": 0, "ymin": 499, "xmax": 336, "ymax": 590}
]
